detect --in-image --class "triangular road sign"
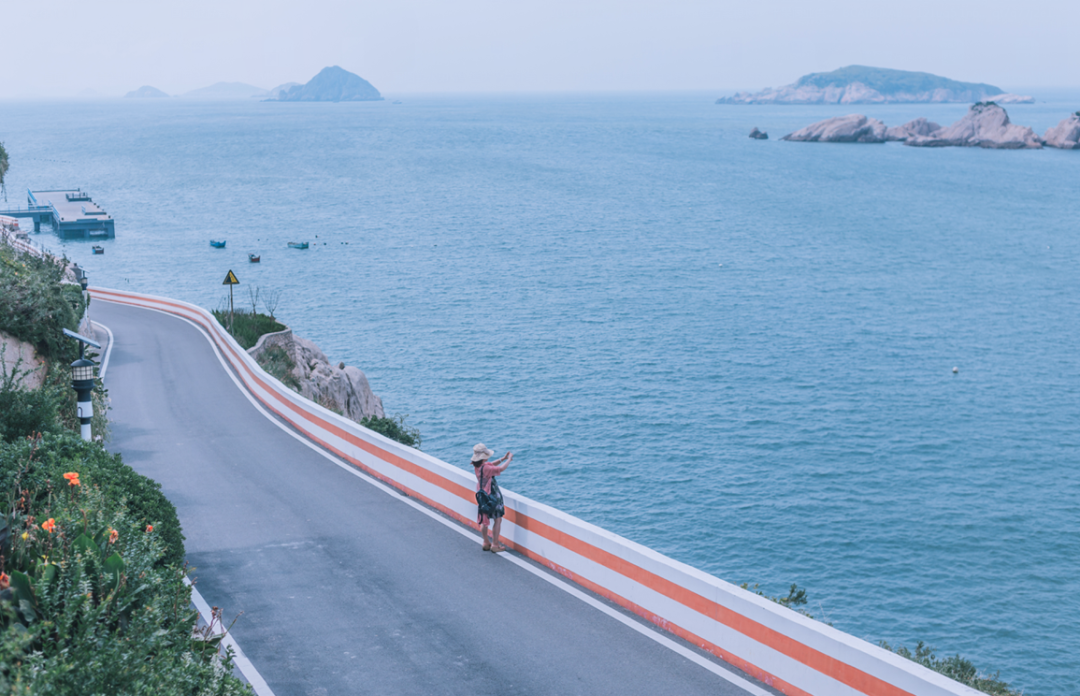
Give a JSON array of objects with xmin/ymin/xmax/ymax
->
[{"xmin": 223, "ymin": 270, "xmax": 240, "ymax": 285}]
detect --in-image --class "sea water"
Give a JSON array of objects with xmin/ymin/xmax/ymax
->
[{"xmin": 3, "ymin": 93, "xmax": 1078, "ymax": 694}]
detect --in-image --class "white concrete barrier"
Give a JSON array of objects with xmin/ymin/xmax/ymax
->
[{"xmin": 92, "ymin": 287, "xmax": 982, "ymax": 696}]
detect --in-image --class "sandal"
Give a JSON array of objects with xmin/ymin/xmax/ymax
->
[
  {"xmin": 482, "ymin": 542, "xmax": 492, "ymax": 551},
  {"xmin": 489, "ymin": 544, "xmax": 508, "ymax": 553}
]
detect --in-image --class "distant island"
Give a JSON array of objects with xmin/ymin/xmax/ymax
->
[
  {"xmin": 717, "ymin": 66, "xmax": 1033, "ymax": 105},
  {"xmin": 267, "ymin": 66, "xmax": 382, "ymax": 102},
  {"xmin": 125, "ymin": 85, "xmax": 169, "ymax": 98},
  {"xmin": 182, "ymin": 82, "xmax": 269, "ymax": 99}
]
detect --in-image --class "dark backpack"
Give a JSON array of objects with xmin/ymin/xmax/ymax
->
[{"xmin": 476, "ymin": 469, "xmax": 503, "ymax": 516}]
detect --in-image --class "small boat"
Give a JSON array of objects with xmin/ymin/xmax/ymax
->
[
  {"xmin": 91, "ymin": 245, "xmax": 104, "ymax": 255},
  {"xmin": 287, "ymin": 242, "xmax": 309, "ymax": 250},
  {"xmin": 249, "ymin": 254, "xmax": 261, "ymax": 263},
  {"xmin": 210, "ymin": 240, "xmax": 226, "ymax": 249}
]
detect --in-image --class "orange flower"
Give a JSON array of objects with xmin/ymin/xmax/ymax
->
[
  {"xmin": 42, "ymin": 518, "xmax": 56, "ymax": 533},
  {"xmin": 145, "ymin": 525, "xmax": 153, "ymax": 533},
  {"xmin": 108, "ymin": 528, "xmax": 119, "ymax": 544},
  {"xmin": 0, "ymin": 573, "xmax": 9, "ymax": 590},
  {"xmin": 63, "ymin": 472, "xmax": 81, "ymax": 487}
]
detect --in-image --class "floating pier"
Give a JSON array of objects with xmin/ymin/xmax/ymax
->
[{"xmin": 0, "ymin": 188, "xmax": 115, "ymax": 239}]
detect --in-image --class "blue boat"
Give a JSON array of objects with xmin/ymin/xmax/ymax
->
[
  {"xmin": 287, "ymin": 241, "xmax": 309, "ymax": 250},
  {"xmin": 210, "ymin": 240, "xmax": 226, "ymax": 248}
]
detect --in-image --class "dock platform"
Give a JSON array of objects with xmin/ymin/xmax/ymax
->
[{"xmin": 0, "ymin": 188, "xmax": 115, "ymax": 239}]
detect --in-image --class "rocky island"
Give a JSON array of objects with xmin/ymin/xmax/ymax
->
[
  {"xmin": 1043, "ymin": 112, "xmax": 1080, "ymax": 149},
  {"xmin": 268, "ymin": 66, "xmax": 382, "ymax": 102},
  {"xmin": 718, "ymin": 65, "xmax": 1032, "ymax": 105},
  {"xmin": 781, "ymin": 102, "xmax": 1075, "ymax": 150},
  {"xmin": 124, "ymin": 85, "xmax": 169, "ymax": 98},
  {"xmin": 905, "ymin": 102, "xmax": 1041, "ymax": 149}
]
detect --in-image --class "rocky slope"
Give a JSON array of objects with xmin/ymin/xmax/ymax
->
[
  {"xmin": 718, "ymin": 65, "xmax": 1030, "ymax": 105},
  {"xmin": 248, "ymin": 327, "xmax": 384, "ymax": 422},
  {"xmin": 905, "ymin": 102, "xmax": 1042, "ymax": 149},
  {"xmin": 270, "ymin": 66, "xmax": 382, "ymax": 102},
  {"xmin": 780, "ymin": 114, "xmax": 887, "ymax": 143},
  {"xmin": 1043, "ymin": 112, "xmax": 1080, "ymax": 149}
]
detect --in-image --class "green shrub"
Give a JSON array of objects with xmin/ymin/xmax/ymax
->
[
  {"xmin": 0, "ymin": 353, "xmax": 65, "ymax": 444},
  {"xmin": 0, "ymin": 141, "xmax": 8, "ymax": 192},
  {"xmin": 256, "ymin": 345, "xmax": 300, "ymax": 390},
  {"xmin": 360, "ymin": 413, "xmax": 422, "ymax": 448},
  {"xmin": 0, "ymin": 243, "xmax": 84, "ymax": 363},
  {"xmin": 0, "ymin": 477, "xmax": 248, "ymax": 695},
  {"xmin": 0, "ymin": 432, "xmax": 185, "ymax": 569},
  {"xmin": 880, "ymin": 641, "xmax": 1020, "ymax": 696},
  {"xmin": 212, "ymin": 308, "xmax": 285, "ymax": 350}
]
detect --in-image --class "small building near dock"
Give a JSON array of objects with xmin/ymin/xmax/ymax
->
[{"xmin": 0, "ymin": 189, "xmax": 115, "ymax": 239}]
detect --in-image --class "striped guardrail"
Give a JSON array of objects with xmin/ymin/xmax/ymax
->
[{"xmin": 91, "ymin": 287, "xmax": 981, "ymax": 696}]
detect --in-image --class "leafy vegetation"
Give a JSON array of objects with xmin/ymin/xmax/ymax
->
[
  {"xmin": 0, "ymin": 432, "xmax": 185, "ymax": 569},
  {"xmin": 212, "ymin": 308, "xmax": 286, "ymax": 350},
  {"xmin": 746, "ymin": 582, "xmax": 1019, "ymax": 695},
  {"xmin": 880, "ymin": 641, "xmax": 1021, "ymax": 696},
  {"xmin": 256, "ymin": 344, "xmax": 301, "ymax": 390},
  {"xmin": 0, "ymin": 141, "xmax": 8, "ymax": 197},
  {"xmin": 794, "ymin": 65, "xmax": 999, "ymax": 96},
  {"xmin": 360, "ymin": 414, "xmax": 422, "ymax": 448},
  {"xmin": 0, "ymin": 465, "xmax": 248, "ymax": 694},
  {"xmin": 0, "ymin": 351, "xmax": 64, "ymax": 443},
  {"xmin": 0, "ymin": 242, "xmax": 84, "ymax": 362}
]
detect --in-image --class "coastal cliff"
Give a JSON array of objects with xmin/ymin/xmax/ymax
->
[
  {"xmin": 248, "ymin": 326, "xmax": 384, "ymax": 421},
  {"xmin": 718, "ymin": 65, "xmax": 1031, "ymax": 105}
]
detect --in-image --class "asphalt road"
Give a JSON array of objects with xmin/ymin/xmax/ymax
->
[{"xmin": 97, "ymin": 299, "xmax": 771, "ymax": 696}]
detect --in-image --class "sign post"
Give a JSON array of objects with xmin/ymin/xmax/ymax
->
[{"xmin": 223, "ymin": 270, "xmax": 239, "ymax": 332}]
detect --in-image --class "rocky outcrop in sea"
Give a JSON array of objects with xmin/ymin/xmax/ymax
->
[
  {"xmin": 249, "ymin": 327, "xmax": 385, "ymax": 421},
  {"xmin": 884, "ymin": 118, "xmax": 941, "ymax": 142},
  {"xmin": 749, "ymin": 127, "xmax": 768, "ymax": 140},
  {"xmin": 782, "ymin": 103, "xmax": 1057, "ymax": 150},
  {"xmin": 1043, "ymin": 112, "xmax": 1080, "ymax": 150},
  {"xmin": 905, "ymin": 102, "xmax": 1042, "ymax": 149},
  {"xmin": 780, "ymin": 114, "xmax": 887, "ymax": 143}
]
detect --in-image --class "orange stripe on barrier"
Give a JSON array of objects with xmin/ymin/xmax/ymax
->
[{"xmin": 93, "ymin": 288, "xmax": 917, "ymax": 696}]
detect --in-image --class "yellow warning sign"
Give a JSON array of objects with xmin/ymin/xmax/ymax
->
[{"xmin": 222, "ymin": 270, "xmax": 240, "ymax": 285}]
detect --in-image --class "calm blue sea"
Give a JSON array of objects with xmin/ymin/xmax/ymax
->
[{"xmin": 3, "ymin": 92, "xmax": 1078, "ymax": 694}]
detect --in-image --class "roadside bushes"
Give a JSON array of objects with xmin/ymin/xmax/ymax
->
[
  {"xmin": 0, "ymin": 432, "xmax": 185, "ymax": 569},
  {"xmin": 360, "ymin": 414, "xmax": 422, "ymax": 448},
  {"xmin": 0, "ymin": 467, "xmax": 248, "ymax": 695},
  {"xmin": 880, "ymin": 641, "xmax": 1020, "ymax": 696},
  {"xmin": 0, "ymin": 244, "xmax": 83, "ymax": 363},
  {"xmin": 212, "ymin": 308, "xmax": 285, "ymax": 350}
]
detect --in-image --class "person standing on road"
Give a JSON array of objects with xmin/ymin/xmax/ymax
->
[{"xmin": 472, "ymin": 443, "xmax": 512, "ymax": 552}]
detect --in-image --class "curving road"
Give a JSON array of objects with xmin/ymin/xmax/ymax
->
[{"xmin": 97, "ymin": 298, "xmax": 773, "ymax": 696}]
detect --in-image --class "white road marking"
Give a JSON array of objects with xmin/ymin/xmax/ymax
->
[
  {"xmin": 99, "ymin": 301, "xmax": 772, "ymax": 696},
  {"xmin": 184, "ymin": 577, "xmax": 278, "ymax": 696}
]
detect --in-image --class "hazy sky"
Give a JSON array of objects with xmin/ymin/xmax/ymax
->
[{"xmin": 2, "ymin": 0, "xmax": 1077, "ymax": 97}]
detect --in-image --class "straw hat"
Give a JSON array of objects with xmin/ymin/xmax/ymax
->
[{"xmin": 472, "ymin": 443, "xmax": 494, "ymax": 462}]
